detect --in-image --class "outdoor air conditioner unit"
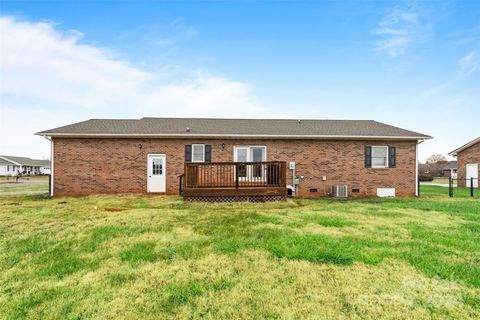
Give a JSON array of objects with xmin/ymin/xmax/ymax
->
[
  {"xmin": 331, "ymin": 185, "xmax": 348, "ymax": 198},
  {"xmin": 287, "ymin": 185, "xmax": 295, "ymax": 197}
]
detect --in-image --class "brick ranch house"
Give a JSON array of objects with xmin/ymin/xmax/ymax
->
[
  {"xmin": 449, "ymin": 137, "xmax": 480, "ymax": 188},
  {"xmin": 36, "ymin": 118, "xmax": 431, "ymax": 199}
]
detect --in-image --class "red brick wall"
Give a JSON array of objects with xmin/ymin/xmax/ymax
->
[
  {"xmin": 52, "ymin": 138, "xmax": 418, "ymax": 197},
  {"xmin": 456, "ymin": 141, "xmax": 480, "ymax": 188}
]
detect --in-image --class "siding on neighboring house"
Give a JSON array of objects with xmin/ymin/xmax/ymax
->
[
  {"xmin": 0, "ymin": 159, "xmax": 14, "ymax": 176},
  {"xmin": 52, "ymin": 138, "xmax": 417, "ymax": 197},
  {"xmin": 0, "ymin": 164, "xmax": 13, "ymax": 176},
  {"xmin": 456, "ymin": 141, "xmax": 480, "ymax": 187},
  {"xmin": 40, "ymin": 166, "xmax": 51, "ymax": 175}
]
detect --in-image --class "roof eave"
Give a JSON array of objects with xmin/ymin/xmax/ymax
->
[
  {"xmin": 35, "ymin": 132, "xmax": 432, "ymax": 140},
  {"xmin": 448, "ymin": 137, "xmax": 480, "ymax": 156},
  {"xmin": 0, "ymin": 156, "xmax": 22, "ymax": 166}
]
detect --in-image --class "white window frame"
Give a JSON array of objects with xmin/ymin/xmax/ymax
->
[
  {"xmin": 233, "ymin": 146, "xmax": 249, "ymax": 162},
  {"xmin": 191, "ymin": 144, "xmax": 205, "ymax": 163},
  {"xmin": 233, "ymin": 146, "xmax": 267, "ymax": 162},
  {"xmin": 371, "ymin": 146, "xmax": 389, "ymax": 169},
  {"xmin": 233, "ymin": 146, "xmax": 267, "ymax": 181}
]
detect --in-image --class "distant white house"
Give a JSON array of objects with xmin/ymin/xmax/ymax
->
[{"xmin": 0, "ymin": 155, "xmax": 51, "ymax": 176}]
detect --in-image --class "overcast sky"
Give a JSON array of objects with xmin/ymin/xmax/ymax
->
[{"xmin": 1, "ymin": 1, "xmax": 479, "ymax": 161}]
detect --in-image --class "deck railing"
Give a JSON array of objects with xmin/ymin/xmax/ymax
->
[{"xmin": 180, "ymin": 161, "xmax": 287, "ymax": 193}]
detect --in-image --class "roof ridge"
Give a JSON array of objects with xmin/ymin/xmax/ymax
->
[
  {"xmin": 141, "ymin": 117, "xmax": 376, "ymax": 121},
  {"xmin": 89, "ymin": 118, "xmax": 141, "ymax": 121}
]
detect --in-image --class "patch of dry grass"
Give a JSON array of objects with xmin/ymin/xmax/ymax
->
[{"xmin": 0, "ymin": 189, "xmax": 479, "ymax": 319}]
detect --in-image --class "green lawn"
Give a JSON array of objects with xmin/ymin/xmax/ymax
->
[
  {"xmin": 0, "ymin": 187, "xmax": 479, "ymax": 319},
  {"xmin": 422, "ymin": 184, "xmax": 479, "ymax": 198},
  {"xmin": 0, "ymin": 176, "xmax": 49, "ymax": 182},
  {"xmin": 0, "ymin": 184, "xmax": 48, "ymax": 194}
]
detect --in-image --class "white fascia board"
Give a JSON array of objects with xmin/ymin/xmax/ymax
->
[
  {"xmin": 35, "ymin": 133, "xmax": 431, "ymax": 141},
  {"xmin": 449, "ymin": 137, "xmax": 480, "ymax": 156}
]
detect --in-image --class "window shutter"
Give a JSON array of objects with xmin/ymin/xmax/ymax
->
[
  {"xmin": 205, "ymin": 145, "xmax": 212, "ymax": 162},
  {"xmin": 185, "ymin": 145, "xmax": 192, "ymax": 162},
  {"xmin": 389, "ymin": 146, "xmax": 396, "ymax": 168},
  {"xmin": 365, "ymin": 146, "xmax": 372, "ymax": 168}
]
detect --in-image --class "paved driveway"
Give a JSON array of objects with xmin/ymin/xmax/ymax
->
[
  {"xmin": 0, "ymin": 180, "xmax": 48, "ymax": 188},
  {"xmin": 422, "ymin": 182, "xmax": 449, "ymax": 187}
]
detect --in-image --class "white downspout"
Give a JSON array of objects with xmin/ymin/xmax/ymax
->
[
  {"xmin": 292, "ymin": 165, "xmax": 296, "ymax": 197},
  {"xmin": 416, "ymin": 139, "xmax": 426, "ymax": 196},
  {"xmin": 44, "ymin": 136, "xmax": 53, "ymax": 196}
]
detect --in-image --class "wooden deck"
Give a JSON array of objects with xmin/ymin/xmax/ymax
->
[{"xmin": 180, "ymin": 161, "xmax": 288, "ymax": 201}]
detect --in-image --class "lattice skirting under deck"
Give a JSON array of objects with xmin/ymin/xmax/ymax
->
[{"xmin": 184, "ymin": 195, "xmax": 286, "ymax": 203}]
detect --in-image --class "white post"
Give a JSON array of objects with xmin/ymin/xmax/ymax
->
[
  {"xmin": 415, "ymin": 142, "xmax": 419, "ymax": 196},
  {"xmin": 50, "ymin": 138, "xmax": 54, "ymax": 196}
]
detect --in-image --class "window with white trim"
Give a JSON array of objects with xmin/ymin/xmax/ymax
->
[
  {"xmin": 192, "ymin": 144, "xmax": 205, "ymax": 163},
  {"xmin": 234, "ymin": 146, "xmax": 267, "ymax": 179},
  {"xmin": 233, "ymin": 146, "xmax": 266, "ymax": 162},
  {"xmin": 371, "ymin": 146, "xmax": 389, "ymax": 168}
]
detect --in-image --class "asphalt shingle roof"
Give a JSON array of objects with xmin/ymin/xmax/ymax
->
[
  {"xmin": 36, "ymin": 118, "xmax": 431, "ymax": 140},
  {"xmin": 0, "ymin": 156, "xmax": 50, "ymax": 166},
  {"xmin": 443, "ymin": 161, "xmax": 457, "ymax": 170}
]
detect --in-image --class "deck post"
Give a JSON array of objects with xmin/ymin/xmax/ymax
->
[
  {"xmin": 178, "ymin": 174, "xmax": 183, "ymax": 195},
  {"xmin": 184, "ymin": 163, "xmax": 187, "ymax": 189},
  {"xmin": 235, "ymin": 163, "xmax": 239, "ymax": 189}
]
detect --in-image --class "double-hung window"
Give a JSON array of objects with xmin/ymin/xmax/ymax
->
[
  {"xmin": 185, "ymin": 144, "xmax": 211, "ymax": 163},
  {"xmin": 191, "ymin": 144, "xmax": 205, "ymax": 163},
  {"xmin": 371, "ymin": 146, "xmax": 389, "ymax": 168}
]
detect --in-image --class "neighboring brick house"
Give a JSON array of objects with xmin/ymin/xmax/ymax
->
[
  {"xmin": 442, "ymin": 161, "xmax": 457, "ymax": 178},
  {"xmin": 36, "ymin": 118, "xmax": 431, "ymax": 198},
  {"xmin": 449, "ymin": 137, "xmax": 480, "ymax": 188}
]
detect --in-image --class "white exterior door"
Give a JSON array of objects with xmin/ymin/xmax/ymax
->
[
  {"xmin": 147, "ymin": 154, "xmax": 166, "ymax": 192},
  {"xmin": 233, "ymin": 146, "xmax": 266, "ymax": 180},
  {"xmin": 466, "ymin": 163, "xmax": 478, "ymax": 188}
]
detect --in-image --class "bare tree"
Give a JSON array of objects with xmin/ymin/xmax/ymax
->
[
  {"xmin": 426, "ymin": 154, "xmax": 447, "ymax": 164},
  {"xmin": 421, "ymin": 154, "xmax": 449, "ymax": 180}
]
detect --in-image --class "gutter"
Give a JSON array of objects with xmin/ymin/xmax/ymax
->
[{"xmin": 35, "ymin": 132, "xmax": 432, "ymax": 141}]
